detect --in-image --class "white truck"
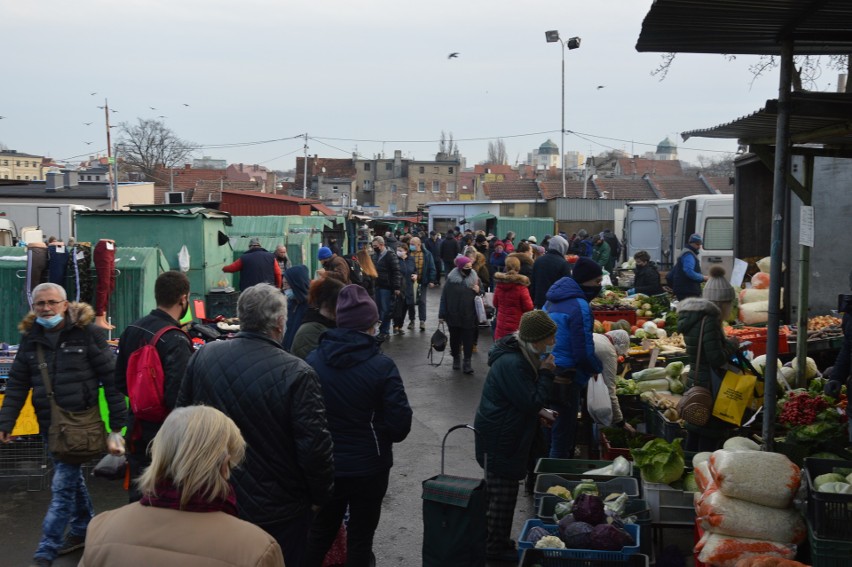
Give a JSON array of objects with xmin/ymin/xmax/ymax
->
[
  {"xmin": 623, "ymin": 194, "xmax": 734, "ymax": 275},
  {"xmin": 0, "ymin": 203, "xmax": 90, "ymax": 244}
]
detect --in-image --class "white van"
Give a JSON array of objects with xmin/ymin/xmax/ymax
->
[
  {"xmin": 623, "ymin": 194, "xmax": 734, "ymax": 275},
  {"xmin": 672, "ymin": 194, "xmax": 734, "ymax": 276}
]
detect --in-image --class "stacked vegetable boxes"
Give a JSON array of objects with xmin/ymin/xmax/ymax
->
[{"xmin": 804, "ymin": 458, "xmax": 852, "ymax": 566}]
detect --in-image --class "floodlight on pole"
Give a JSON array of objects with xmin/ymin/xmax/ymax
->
[{"xmin": 545, "ymin": 31, "xmax": 581, "ymax": 199}]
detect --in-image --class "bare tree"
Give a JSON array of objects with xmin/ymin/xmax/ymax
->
[
  {"xmin": 694, "ymin": 153, "xmax": 736, "ymax": 177},
  {"xmin": 487, "ymin": 139, "xmax": 507, "ymax": 164},
  {"xmin": 439, "ymin": 131, "xmax": 447, "ymax": 155},
  {"xmin": 117, "ymin": 118, "xmax": 195, "ymax": 181}
]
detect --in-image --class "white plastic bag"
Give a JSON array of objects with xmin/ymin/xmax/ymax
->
[
  {"xmin": 474, "ymin": 295, "xmax": 487, "ymax": 324},
  {"xmin": 709, "ymin": 449, "xmax": 801, "ymax": 509},
  {"xmin": 178, "ymin": 245, "xmax": 190, "ymax": 272},
  {"xmin": 696, "ymin": 489, "xmax": 806, "ymax": 544},
  {"xmin": 586, "ymin": 374, "xmax": 613, "ymax": 426}
]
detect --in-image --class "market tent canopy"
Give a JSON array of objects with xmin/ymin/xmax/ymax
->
[
  {"xmin": 636, "ymin": 0, "xmax": 852, "ymax": 55},
  {"xmin": 460, "ymin": 212, "xmax": 496, "ymax": 224}
]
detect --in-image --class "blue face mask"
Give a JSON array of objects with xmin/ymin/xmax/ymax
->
[
  {"xmin": 545, "ymin": 344, "xmax": 554, "ymax": 354},
  {"xmin": 409, "ymin": 245, "xmax": 416, "ymax": 251},
  {"xmin": 284, "ymin": 289, "xmax": 294, "ymax": 300},
  {"xmin": 36, "ymin": 313, "xmax": 64, "ymax": 329}
]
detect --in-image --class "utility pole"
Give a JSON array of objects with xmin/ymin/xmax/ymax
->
[
  {"xmin": 104, "ymin": 99, "xmax": 116, "ymax": 210},
  {"xmin": 302, "ymin": 133, "xmax": 309, "ymax": 199}
]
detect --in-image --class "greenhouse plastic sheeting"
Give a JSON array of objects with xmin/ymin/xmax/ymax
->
[{"xmin": 0, "ymin": 247, "xmax": 32, "ymax": 344}]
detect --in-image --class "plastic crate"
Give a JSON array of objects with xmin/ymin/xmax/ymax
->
[
  {"xmin": 739, "ymin": 331, "xmax": 789, "ymax": 356},
  {"xmin": 617, "ymin": 394, "xmax": 645, "ymax": 421},
  {"xmin": 808, "ymin": 523, "xmax": 852, "ymax": 567},
  {"xmin": 519, "ymin": 549, "xmax": 649, "ymax": 567},
  {"xmin": 205, "ymin": 291, "xmax": 239, "ymax": 319},
  {"xmin": 518, "ymin": 519, "xmax": 640, "ymax": 562},
  {"xmin": 600, "ymin": 431, "xmax": 655, "ymax": 461},
  {"xmin": 804, "ymin": 458, "xmax": 852, "ymax": 541},
  {"xmin": 534, "ymin": 474, "xmax": 639, "ymax": 508},
  {"xmin": 593, "ymin": 309, "xmax": 637, "ymax": 325},
  {"xmin": 641, "ymin": 479, "xmax": 697, "ymax": 525},
  {"xmin": 0, "ymin": 434, "xmax": 52, "ymax": 491},
  {"xmin": 646, "ymin": 407, "xmax": 686, "ymax": 442}
]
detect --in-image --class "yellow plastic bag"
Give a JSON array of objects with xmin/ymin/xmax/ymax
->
[{"xmin": 712, "ymin": 369, "xmax": 756, "ymax": 425}]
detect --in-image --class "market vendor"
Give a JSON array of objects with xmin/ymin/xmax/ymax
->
[
  {"xmin": 629, "ymin": 250, "xmax": 665, "ymax": 296},
  {"xmin": 825, "ymin": 276, "xmax": 852, "ymax": 443}
]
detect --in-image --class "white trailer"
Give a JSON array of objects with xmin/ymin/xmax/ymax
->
[{"xmin": 0, "ymin": 203, "xmax": 90, "ymax": 243}]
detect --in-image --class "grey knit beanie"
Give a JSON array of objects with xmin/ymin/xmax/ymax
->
[{"xmin": 702, "ymin": 266, "xmax": 735, "ymax": 302}]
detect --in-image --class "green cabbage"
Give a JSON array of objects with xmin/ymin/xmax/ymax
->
[
  {"xmin": 630, "ymin": 438, "xmax": 685, "ymax": 485},
  {"xmin": 814, "ymin": 473, "xmax": 847, "ymax": 489},
  {"xmin": 682, "ymin": 472, "xmax": 699, "ymax": 493},
  {"xmin": 818, "ymin": 482, "xmax": 852, "ymax": 494},
  {"xmin": 665, "ymin": 361, "xmax": 684, "ymax": 378}
]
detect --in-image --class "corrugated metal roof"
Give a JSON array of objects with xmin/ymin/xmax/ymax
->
[
  {"xmin": 636, "ymin": 0, "xmax": 852, "ymax": 55},
  {"xmin": 84, "ymin": 207, "xmax": 232, "ymax": 221},
  {"xmin": 682, "ymin": 92, "xmax": 852, "ymax": 146}
]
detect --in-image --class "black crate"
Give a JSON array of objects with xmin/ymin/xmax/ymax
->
[
  {"xmin": 205, "ymin": 292, "xmax": 239, "ymax": 319},
  {"xmin": 519, "ymin": 549, "xmax": 648, "ymax": 567},
  {"xmin": 805, "ymin": 458, "xmax": 852, "ymax": 541}
]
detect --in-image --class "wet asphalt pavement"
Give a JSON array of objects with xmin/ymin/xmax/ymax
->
[{"xmin": 0, "ymin": 286, "xmax": 689, "ymax": 565}]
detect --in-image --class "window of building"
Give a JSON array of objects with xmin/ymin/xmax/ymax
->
[
  {"xmin": 24, "ymin": 175, "xmax": 29, "ymax": 180},
  {"xmin": 432, "ymin": 181, "xmax": 440, "ymax": 193},
  {"xmin": 16, "ymin": 175, "xmax": 21, "ymax": 179},
  {"xmin": 2, "ymin": 160, "xmax": 7, "ymax": 166},
  {"xmin": 16, "ymin": 161, "xmax": 20, "ymax": 166},
  {"xmin": 24, "ymin": 161, "xmax": 29, "ymax": 167},
  {"xmin": 433, "ymin": 166, "xmax": 439, "ymax": 174},
  {"xmin": 417, "ymin": 181, "xmax": 425, "ymax": 193},
  {"xmin": 385, "ymin": 162, "xmax": 392, "ymax": 171},
  {"xmin": 447, "ymin": 182, "xmax": 456, "ymax": 193},
  {"xmin": 364, "ymin": 163, "xmax": 371, "ymax": 171},
  {"xmin": 87, "ymin": 175, "xmax": 92, "ymax": 180},
  {"xmin": 364, "ymin": 180, "xmax": 371, "ymax": 190},
  {"xmin": 419, "ymin": 166, "xmax": 425, "ymax": 174},
  {"xmin": 333, "ymin": 186, "xmax": 339, "ymax": 194},
  {"xmin": 391, "ymin": 184, "xmax": 397, "ymax": 193},
  {"xmin": 449, "ymin": 167, "xmax": 454, "ymax": 174}
]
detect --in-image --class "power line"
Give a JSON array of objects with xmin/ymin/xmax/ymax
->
[
  {"xmin": 568, "ymin": 130, "xmax": 735, "ymax": 154},
  {"xmin": 311, "ymin": 130, "xmax": 559, "ymax": 144}
]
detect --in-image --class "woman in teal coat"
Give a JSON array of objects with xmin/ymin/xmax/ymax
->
[{"xmin": 473, "ymin": 310, "xmax": 557, "ymax": 563}]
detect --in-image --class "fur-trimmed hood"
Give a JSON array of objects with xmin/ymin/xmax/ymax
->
[
  {"xmin": 19, "ymin": 302, "xmax": 96, "ymax": 333},
  {"xmin": 494, "ymin": 271, "xmax": 530, "ymax": 287},
  {"xmin": 508, "ymin": 252, "xmax": 533, "ymax": 268},
  {"xmin": 473, "ymin": 252, "xmax": 487, "ymax": 270}
]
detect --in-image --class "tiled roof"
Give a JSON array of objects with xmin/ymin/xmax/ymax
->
[
  {"xmin": 483, "ymin": 180, "xmax": 540, "ymax": 200},
  {"xmin": 653, "ymin": 176, "xmax": 713, "ymax": 199},
  {"xmin": 704, "ymin": 176, "xmax": 734, "ymax": 194},
  {"xmin": 540, "ymin": 180, "xmax": 594, "ymax": 199},
  {"xmin": 616, "ymin": 158, "xmax": 684, "ymax": 177},
  {"xmin": 473, "ymin": 164, "xmax": 515, "ymax": 175},
  {"xmin": 593, "ymin": 178, "xmax": 658, "ymax": 200},
  {"xmin": 458, "ymin": 171, "xmax": 477, "ymax": 195}
]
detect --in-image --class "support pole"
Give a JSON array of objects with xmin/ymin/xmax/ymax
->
[
  {"xmin": 302, "ymin": 133, "xmax": 309, "ymax": 200},
  {"xmin": 561, "ymin": 40, "xmax": 566, "ymax": 199},
  {"xmin": 795, "ymin": 156, "xmax": 814, "ymax": 384},
  {"xmin": 762, "ymin": 39, "xmax": 794, "ymax": 451}
]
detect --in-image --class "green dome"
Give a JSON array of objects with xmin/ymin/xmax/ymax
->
[
  {"xmin": 657, "ymin": 136, "xmax": 677, "ymax": 154},
  {"xmin": 539, "ymin": 139, "xmax": 559, "ymax": 155}
]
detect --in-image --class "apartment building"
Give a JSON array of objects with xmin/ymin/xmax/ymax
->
[{"xmin": 0, "ymin": 150, "xmax": 45, "ymax": 181}]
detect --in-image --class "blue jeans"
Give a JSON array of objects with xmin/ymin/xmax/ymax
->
[
  {"xmin": 34, "ymin": 457, "xmax": 94, "ymax": 561},
  {"xmin": 548, "ymin": 382, "xmax": 582, "ymax": 459},
  {"xmin": 375, "ymin": 288, "xmax": 393, "ymax": 335}
]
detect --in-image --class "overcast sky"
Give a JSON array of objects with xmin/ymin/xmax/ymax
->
[{"xmin": 1, "ymin": 0, "xmax": 814, "ymax": 172}]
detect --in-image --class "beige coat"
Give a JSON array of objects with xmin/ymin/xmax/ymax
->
[{"xmin": 79, "ymin": 503, "xmax": 284, "ymax": 567}]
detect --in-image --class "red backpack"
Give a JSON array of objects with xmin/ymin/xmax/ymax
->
[{"xmin": 126, "ymin": 326, "xmax": 188, "ymax": 422}]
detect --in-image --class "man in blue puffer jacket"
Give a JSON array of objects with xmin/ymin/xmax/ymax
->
[
  {"xmin": 304, "ymin": 285, "xmax": 412, "ymax": 567},
  {"xmin": 544, "ymin": 257, "xmax": 604, "ymax": 458}
]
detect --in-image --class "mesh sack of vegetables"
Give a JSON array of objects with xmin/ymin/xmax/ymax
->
[{"xmin": 677, "ymin": 386, "xmax": 713, "ymax": 426}]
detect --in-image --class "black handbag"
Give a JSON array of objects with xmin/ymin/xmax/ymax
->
[
  {"xmin": 38, "ymin": 345, "xmax": 107, "ymax": 465},
  {"xmin": 428, "ymin": 323, "xmax": 448, "ymax": 366}
]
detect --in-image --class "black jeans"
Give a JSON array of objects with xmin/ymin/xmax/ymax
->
[
  {"xmin": 261, "ymin": 508, "xmax": 314, "ymax": 567},
  {"xmin": 304, "ymin": 470, "xmax": 390, "ymax": 567},
  {"xmin": 449, "ymin": 326, "xmax": 476, "ymax": 360}
]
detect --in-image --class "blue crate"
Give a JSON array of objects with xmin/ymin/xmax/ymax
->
[{"xmin": 518, "ymin": 519, "xmax": 640, "ymax": 562}]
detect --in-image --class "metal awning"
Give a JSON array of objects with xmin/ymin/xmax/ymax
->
[
  {"xmin": 636, "ymin": 0, "xmax": 852, "ymax": 55},
  {"xmin": 460, "ymin": 212, "xmax": 496, "ymax": 224},
  {"xmin": 682, "ymin": 92, "xmax": 852, "ymax": 147}
]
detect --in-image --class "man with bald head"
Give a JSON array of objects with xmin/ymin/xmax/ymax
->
[{"xmin": 408, "ymin": 237, "xmax": 437, "ymax": 332}]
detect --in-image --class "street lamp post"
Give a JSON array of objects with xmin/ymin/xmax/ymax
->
[{"xmin": 545, "ymin": 31, "xmax": 581, "ymax": 199}]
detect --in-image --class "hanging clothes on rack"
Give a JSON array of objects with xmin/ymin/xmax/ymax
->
[
  {"xmin": 67, "ymin": 242, "xmax": 93, "ymax": 303},
  {"xmin": 48, "ymin": 241, "xmax": 69, "ymax": 285},
  {"xmin": 25, "ymin": 242, "xmax": 48, "ymax": 309},
  {"xmin": 93, "ymin": 239, "xmax": 116, "ymax": 329}
]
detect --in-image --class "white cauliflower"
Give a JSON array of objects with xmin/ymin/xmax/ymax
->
[{"xmin": 535, "ymin": 535, "xmax": 566, "ymax": 549}]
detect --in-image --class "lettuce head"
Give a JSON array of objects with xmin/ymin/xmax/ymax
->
[{"xmin": 630, "ymin": 438, "xmax": 685, "ymax": 485}]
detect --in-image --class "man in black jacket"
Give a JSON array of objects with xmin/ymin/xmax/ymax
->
[
  {"xmin": 115, "ymin": 271, "xmax": 194, "ymax": 502},
  {"xmin": 0, "ymin": 283, "xmax": 126, "ymax": 566},
  {"xmin": 222, "ymin": 237, "xmax": 282, "ymax": 292},
  {"xmin": 177, "ymin": 283, "xmax": 334, "ymax": 567},
  {"xmin": 531, "ymin": 235, "xmax": 572, "ymax": 308},
  {"xmin": 439, "ymin": 230, "xmax": 461, "ymax": 276},
  {"xmin": 371, "ymin": 236, "xmax": 401, "ymax": 342}
]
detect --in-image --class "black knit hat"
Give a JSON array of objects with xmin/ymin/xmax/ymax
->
[
  {"xmin": 572, "ymin": 257, "xmax": 603, "ymax": 284},
  {"xmin": 519, "ymin": 310, "xmax": 557, "ymax": 343}
]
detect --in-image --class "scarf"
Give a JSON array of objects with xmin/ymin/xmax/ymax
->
[{"xmin": 140, "ymin": 480, "xmax": 238, "ymax": 517}]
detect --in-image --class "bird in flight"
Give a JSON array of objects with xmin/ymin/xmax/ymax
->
[
  {"xmin": 83, "ymin": 122, "xmax": 92, "ymax": 125},
  {"xmin": 447, "ymin": 52, "xmax": 459, "ymax": 59},
  {"xmin": 111, "ymin": 108, "xmax": 118, "ymax": 113},
  {"xmin": 149, "ymin": 106, "xmax": 157, "ymax": 110},
  {"xmin": 84, "ymin": 141, "xmax": 93, "ymax": 145},
  {"xmin": 182, "ymin": 103, "xmax": 190, "ymax": 107},
  {"xmin": 158, "ymin": 115, "xmax": 168, "ymax": 119},
  {"xmin": 90, "ymin": 92, "xmax": 97, "ymax": 96},
  {"xmin": 96, "ymin": 105, "xmax": 105, "ymax": 109},
  {"xmin": 596, "ymin": 85, "xmax": 605, "ymax": 89},
  {"xmin": 0, "ymin": 116, "xmax": 6, "ymax": 119}
]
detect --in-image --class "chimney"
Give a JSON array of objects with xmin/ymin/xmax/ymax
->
[
  {"xmin": 239, "ymin": 163, "xmax": 244, "ymax": 173},
  {"xmin": 46, "ymin": 172, "xmax": 60, "ymax": 192},
  {"xmin": 184, "ymin": 163, "xmax": 191, "ymax": 170},
  {"xmin": 64, "ymin": 171, "xmax": 78, "ymax": 188}
]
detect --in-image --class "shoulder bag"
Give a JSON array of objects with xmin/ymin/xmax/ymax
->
[
  {"xmin": 38, "ymin": 345, "xmax": 107, "ymax": 464},
  {"xmin": 428, "ymin": 323, "xmax": 448, "ymax": 366},
  {"xmin": 677, "ymin": 317, "xmax": 715, "ymax": 426}
]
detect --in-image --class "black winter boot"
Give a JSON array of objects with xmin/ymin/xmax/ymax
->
[
  {"xmin": 452, "ymin": 356, "xmax": 461, "ymax": 370},
  {"xmin": 463, "ymin": 358, "xmax": 473, "ymax": 374}
]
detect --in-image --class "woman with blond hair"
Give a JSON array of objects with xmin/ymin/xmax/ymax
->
[
  {"xmin": 79, "ymin": 406, "xmax": 284, "ymax": 567},
  {"xmin": 356, "ymin": 247, "xmax": 378, "ymax": 299}
]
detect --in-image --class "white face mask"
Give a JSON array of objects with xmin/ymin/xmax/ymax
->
[{"xmin": 396, "ymin": 250, "xmax": 406, "ymax": 258}]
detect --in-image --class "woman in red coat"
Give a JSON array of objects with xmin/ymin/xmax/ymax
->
[{"xmin": 492, "ymin": 256, "xmax": 534, "ymax": 340}]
